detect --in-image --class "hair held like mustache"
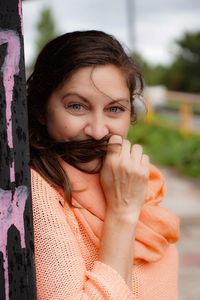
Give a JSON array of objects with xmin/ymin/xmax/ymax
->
[{"xmin": 53, "ymin": 134, "xmax": 113, "ymax": 169}]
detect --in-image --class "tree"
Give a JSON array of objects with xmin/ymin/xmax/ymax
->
[
  {"xmin": 29, "ymin": 7, "xmax": 59, "ymax": 69},
  {"xmin": 165, "ymin": 31, "xmax": 200, "ymax": 93},
  {"xmin": 132, "ymin": 52, "xmax": 167, "ymax": 87},
  {"xmin": 36, "ymin": 7, "xmax": 58, "ymax": 52},
  {"xmin": 132, "ymin": 31, "xmax": 200, "ymax": 93}
]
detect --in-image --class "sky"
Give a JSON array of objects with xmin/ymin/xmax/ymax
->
[{"xmin": 22, "ymin": 0, "xmax": 200, "ymax": 66}]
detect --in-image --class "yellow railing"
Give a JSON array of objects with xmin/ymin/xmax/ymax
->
[{"xmin": 145, "ymin": 90, "xmax": 200, "ymax": 137}]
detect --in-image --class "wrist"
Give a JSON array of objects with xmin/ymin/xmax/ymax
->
[{"xmin": 105, "ymin": 208, "xmax": 139, "ymax": 227}]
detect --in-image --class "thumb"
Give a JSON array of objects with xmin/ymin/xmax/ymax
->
[{"xmin": 107, "ymin": 135, "xmax": 123, "ymax": 155}]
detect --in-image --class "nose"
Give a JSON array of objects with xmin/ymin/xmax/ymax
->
[{"xmin": 84, "ymin": 114, "xmax": 109, "ymax": 140}]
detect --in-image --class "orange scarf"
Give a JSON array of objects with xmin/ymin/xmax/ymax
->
[{"xmin": 61, "ymin": 161, "xmax": 180, "ymax": 263}]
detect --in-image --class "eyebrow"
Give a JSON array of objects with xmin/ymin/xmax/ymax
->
[{"xmin": 62, "ymin": 92, "xmax": 130, "ymax": 105}]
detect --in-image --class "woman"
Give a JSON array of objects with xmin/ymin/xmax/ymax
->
[{"xmin": 27, "ymin": 30, "xmax": 180, "ymax": 299}]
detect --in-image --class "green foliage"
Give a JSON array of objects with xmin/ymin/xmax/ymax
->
[
  {"xmin": 28, "ymin": 7, "xmax": 59, "ymax": 69},
  {"xmin": 36, "ymin": 7, "xmax": 58, "ymax": 52},
  {"xmin": 133, "ymin": 31, "xmax": 200, "ymax": 93},
  {"xmin": 133, "ymin": 52, "xmax": 167, "ymax": 86},
  {"xmin": 177, "ymin": 138, "xmax": 200, "ymax": 177},
  {"xmin": 165, "ymin": 31, "xmax": 200, "ymax": 93},
  {"xmin": 128, "ymin": 122, "xmax": 200, "ymax": 177}
]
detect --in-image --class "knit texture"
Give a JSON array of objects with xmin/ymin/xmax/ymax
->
[
  {"xmin": 61, "ymin": 161, "xmax": 180, "ymax": 263},
  {"xmin": 31, "ymin": 164, "xmax": 179, "ymax": 300}
]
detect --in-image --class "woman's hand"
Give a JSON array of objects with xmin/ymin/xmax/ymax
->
[{"xmin": 100, "ymin": 135, "xmax": 150, "ymax": 223}]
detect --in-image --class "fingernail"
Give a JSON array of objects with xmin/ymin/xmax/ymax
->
[{"xmin": 109, "ymin": 135, "xmax": 123, "ymax": 144}]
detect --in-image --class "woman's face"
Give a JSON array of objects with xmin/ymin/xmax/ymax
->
[{"xmin": 45, "ymin": 64, "xmax": 131, "ymax": 170}]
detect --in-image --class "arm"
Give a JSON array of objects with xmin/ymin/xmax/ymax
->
[
  {"xmin": 99, "ymin": 213, "xmax": 136, "ymax": 289},
  {"xmin": 31, "ymin": 169, "xmax": 136, "ymax": 300},
  {"xmin": 99, "ymin": 135, "xmax": 150, "ymax": 288}
]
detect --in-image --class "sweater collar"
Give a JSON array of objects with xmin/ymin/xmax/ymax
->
[{"xmin": 61, "ymin": 160, "xmax": 180, "ymax": 263}]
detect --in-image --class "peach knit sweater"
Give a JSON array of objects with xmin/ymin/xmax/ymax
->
[{"xmin": 31, "ymin": 162, "xmax": 180, "ymax": 300}]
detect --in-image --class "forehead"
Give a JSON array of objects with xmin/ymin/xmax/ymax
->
[{"xmin": 59, "ymin": 65, "xmax": 130, "ymax": 100}]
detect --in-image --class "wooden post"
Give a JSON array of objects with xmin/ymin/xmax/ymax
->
[
  {"xmin": 0, "ymin": 0, "xmax": 37, "ymax": 299},
  {"xmin": 180, "ymin": 102, "xmax": 192, "ymax": 138},
  {"xmin": 145, "ymin": 97, "xmax": 154, "ymax": 124},
  {"xmin": 166, "ymin": 90, "xmax": 200, "ymax": 136}
]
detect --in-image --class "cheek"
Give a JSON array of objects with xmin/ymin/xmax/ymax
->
[
  {"xmin": 109, "ymin": 117, "xmax": 130, "ymax": 138},
  {"xmin": 121, "ymin": 121, "xmax": 130, "ymax": 137},
  {"xmin": 50, "ymin": 115, "xmax": 86, "ymax": 140},
  {"xmin": 45, "ymin": 110, "xmax": 67, "ymax": 139}
]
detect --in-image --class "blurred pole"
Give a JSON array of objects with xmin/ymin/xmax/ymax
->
[
  {"xmin": 126, "ymin": 0, "xmax": 135, "ymax": 52},
  {"xmin": 180, "ymin": 102, "xmax": 192, "ymax": 138},
  {"xmin": 146, "ymin": 99, "xmax": 154, "ymax": 124},
  {"xmin": 0, "ymin": 0, "xmax": 37, "ymax": 299}
]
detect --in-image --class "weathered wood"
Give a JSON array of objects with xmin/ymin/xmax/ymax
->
[
  {"xmin": 166, "ymin": 91, "xmax": 200, "ymax": 104},
  {"xmin": 0, "ymin": 0, "xmax": 36, "ymax": 299}
]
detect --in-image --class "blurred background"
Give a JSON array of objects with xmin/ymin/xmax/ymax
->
[{"xmin": 22, "ymin": 0, "xmax": 200, "ymax": 299}]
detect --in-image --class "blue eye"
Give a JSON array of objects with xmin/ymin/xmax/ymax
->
[
  {"xmin": 66, "ymin": 103, "xmax": 86, "ymax": 112},
  {"xmin": 71, "ymin": 103, "xmax": 81, "ymax": 110},
  {"xmin": 109, "ymin": 106, "xmax": 124, "ymax": 113}
]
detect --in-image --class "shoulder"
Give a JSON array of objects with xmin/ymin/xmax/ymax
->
[
  {"xmin": 30, "ymin": 168, "xmax": 66, "ymax": 208},
  {"xmin": 31, "ymin": 168, "xmax": 54, "ymax": 196},
  {"xmin": 31, "ymin": 168, "xmax": 60, "ymax": 194},
  {"xmin": 31, "ymin": 167, "xmax": 52, "ymax": 187},
  {"xmin": 30, "ymin": 168, "xmax": 77, "ymax": 240}
]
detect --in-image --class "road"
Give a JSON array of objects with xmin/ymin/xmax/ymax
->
[{"xmin": 160, "ymin": 167, "xmax": 200, "ymax": 300}]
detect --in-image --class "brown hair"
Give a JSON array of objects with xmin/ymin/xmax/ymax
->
[{"xmin": 27, "ymin": 30, "xmax": 144, "ymax": 204}]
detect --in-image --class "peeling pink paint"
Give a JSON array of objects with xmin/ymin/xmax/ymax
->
[
  {"xmin": 10, "ymin": 161, "xmax": 15, "ymax": 185},
  {"xmin": 18, "ymin": 0, "xmax": 23, "ymax": 34},
  {"xmin": 0, "ymin": 30, "xmax": 20, "ymax": 183},
  {"xmin": 0, "ymin": 28, "xmax": 28, "ymax": 300},
  {"xmin": 0, "ymin": 186, "xmax": 28, "ymax": 300}
]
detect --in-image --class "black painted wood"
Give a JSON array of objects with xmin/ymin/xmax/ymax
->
[{"xmin": 0, "ymin": 0, "xmax": 36, "ymax": 299}]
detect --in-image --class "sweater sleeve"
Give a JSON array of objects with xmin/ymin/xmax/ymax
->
[{"xmin": 31, "ymin": 170, "xmax": 135, "ymax": 300}]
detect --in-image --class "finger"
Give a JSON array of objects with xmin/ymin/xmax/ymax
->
[
  {"xmin": 141, "ymin": 154, "xmax": 150, "ymax": 176},
  {"xmin": 130, "ymin": 144, "xmax": 143, "ymax": 165},
  {"xmin": 141, "ymin": 154, "xmax": 149, "ymax": 166},
  {"xmin": 108, "ymin": 134, "xmax": 123, "ymax": 145},
  {"xmin": 120, "ymin": 139, "xmax": 132, "ymax": 158},
  {"xmin": 107, "ymin": 135, "xmax": 123, "ymax": 155}
]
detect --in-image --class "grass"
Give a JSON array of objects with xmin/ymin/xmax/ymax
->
[{"xmin": 128, "ymin": 121, "xmax": 200, "ymax": 178}]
